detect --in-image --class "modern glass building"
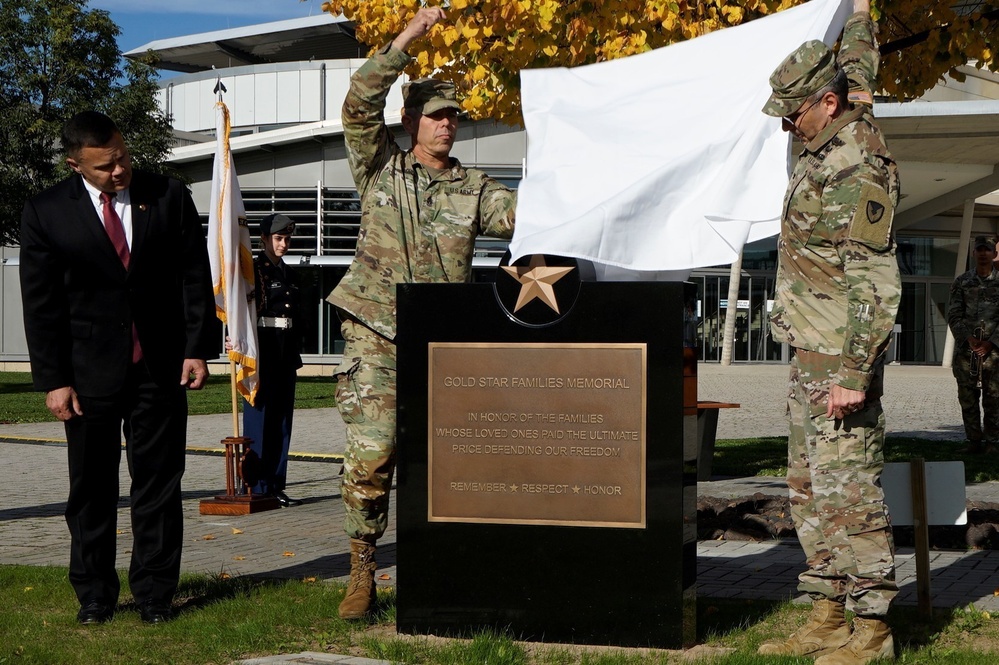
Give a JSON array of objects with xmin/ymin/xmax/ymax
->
[
  {"xmin": 3, "ymin": 14, "xmax": 999, "ymax": 367},
  {"xmin": 687, "ymin": 234, "xmax": 965, "ymax": 364}
]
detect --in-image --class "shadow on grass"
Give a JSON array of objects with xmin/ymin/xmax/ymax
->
[
  {"xmin": 171, "ymin": 573, "xmax": 288, "ymax": 613},
  {"xmin": 697, "ymin": 598, "xmax": 994, "ymax": 659},
  {"xmin": 0, "ymin": 382, "xmax": 38, "ymax": 395},
  {"xmin": 696, "ymin": 598, "xmax": 784, "ymax": 642}
]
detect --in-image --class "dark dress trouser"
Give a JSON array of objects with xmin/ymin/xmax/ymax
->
[
  {"xmin": 242, "ymin": 349, "xmax": 297, "ymax": 495},
  {"xmin": 63, "ymin": 361, "xmax": 187, "ymax": 606}
]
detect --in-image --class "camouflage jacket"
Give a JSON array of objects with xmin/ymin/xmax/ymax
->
[
  {"xmin": 947, "ymin": 268, "xmax": 999, "ymax": 353},
  {"xmin": 769, "ymin": 12, "xmax": 901, "ymax": 392},
  {"xmin": 326, "ymin": 44, "xmax": 517, "ymax": 340}
]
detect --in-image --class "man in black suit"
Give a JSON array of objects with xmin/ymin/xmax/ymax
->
[{"xmin": 19, "ymin": 111, "xmax": 218, "ymax": 625}]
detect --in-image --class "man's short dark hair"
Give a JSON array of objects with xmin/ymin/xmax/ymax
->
[
  {"xmin": 810, "ymin": 70, "xmax": 849, "ymax": 110},
  {"xmin": 62, "ymin": 111, "xmax": 120, "ymax": 158}
]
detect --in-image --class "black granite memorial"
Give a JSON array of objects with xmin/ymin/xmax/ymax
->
[{"xmin": 395, "ymin": 255, "xmax": 697, "ymax": 649}]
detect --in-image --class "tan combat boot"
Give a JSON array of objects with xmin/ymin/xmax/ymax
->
[
  {"xmin": 337, "ymin": 539, "xmax": 377, "ymax": 619},
  {"xmin": 758, "ymin": 598, "xmax": 851, "ymax": 657},
  {"xmin": 815, "ymin": 616, "xmax": 894, "ymax": 664}
]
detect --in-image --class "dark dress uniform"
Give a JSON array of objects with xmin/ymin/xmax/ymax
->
[{"xmin": 243, "ymin": 252, "xmax": 303, "ymax": 496}]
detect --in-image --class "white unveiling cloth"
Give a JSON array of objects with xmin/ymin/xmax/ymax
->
[{"xmin": 511, "ymin": 0, "xmax": 852, "ymax": 276}]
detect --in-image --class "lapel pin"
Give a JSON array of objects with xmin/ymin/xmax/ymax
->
[{"xmin": 139, "ymin": 204, "xmax": 148, "ymax": 211}]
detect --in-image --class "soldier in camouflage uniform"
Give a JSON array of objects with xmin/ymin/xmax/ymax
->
[
  {"xmin": 947, "ymin": 235, "xmax": 999, "ymax": 454},
  {"xmin": 327, "ymin": 6, "xmax": 516, "ymax": 619},
  {"xmin": 757, "ymin": 1, "xmax": 901, "ymax": 663}
]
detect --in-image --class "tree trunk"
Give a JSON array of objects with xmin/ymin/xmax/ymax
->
[{"xmin": 721, "ymin": 252, "xmax": 743, "ymax": 366}]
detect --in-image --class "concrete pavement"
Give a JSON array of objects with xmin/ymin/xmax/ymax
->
[{"xmin": 4, "ymin": 362, "xmax": 999, "ymax": 664}]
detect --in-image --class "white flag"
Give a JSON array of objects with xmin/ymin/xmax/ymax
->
[
  {"xmin": 512, "ymin": 0, "xmax": 852, "ymax": 273},
  {"xmin": 208, "ymin": 101, "xmax": 259, "ymax": 405}
]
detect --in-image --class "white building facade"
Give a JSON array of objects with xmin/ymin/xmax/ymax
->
[{"xmin": 4, "ymin": 15, "xmax": 999, "ymax": 367}]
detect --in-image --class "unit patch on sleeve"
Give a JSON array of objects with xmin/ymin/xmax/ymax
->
[{"xmin": 848, "ymin": 182, "xmax": 893, "ymax": 251}]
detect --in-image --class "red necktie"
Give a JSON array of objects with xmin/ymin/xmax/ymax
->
[
  {"xmin": 100, "ymin": 192, "xmax": 130, "ymax": 268},
  {"xmin": 99, "ymin": 192, "xmax": 142, "ymax": 362}
]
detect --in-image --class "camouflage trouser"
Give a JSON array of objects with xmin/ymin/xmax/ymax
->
[
  {"xmin": 333, "ymin": 318, "xmax": 397, "ymax": 541},
  {"xmin": 952, "ymin": 347, "xmax": 999, "ymax": 444},
  {"xmin": 786, "ymin": 349, "xmax": 897, "ymax": 617}
]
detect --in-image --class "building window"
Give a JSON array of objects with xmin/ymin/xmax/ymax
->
[
  {"xmin": 896, "ymin": 236, "xmax": 959, "ymax": 277},
  {"xmin": 200, "ymin": 183, "xmax": 516, "ymax": 361},
  {"xmin": 740, "ymin": 237, "xmax": 778, "ymax": 272},
  {"xmin": 322, "ymin": 190, "xmax": 362, "ymax": 256}
]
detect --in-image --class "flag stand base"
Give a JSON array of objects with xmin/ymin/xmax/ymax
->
[
  {"xmin": 199, "ymin": 436, "xmax": 280, "ymax": 515},
  {"xmin": 199, "ymin": 494, "xmax": 281, "ymax": 515}
]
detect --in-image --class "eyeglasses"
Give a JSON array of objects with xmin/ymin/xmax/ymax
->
[{"xmin": 782, "ymin": 97, "xmax": 822, "ymax": 130}]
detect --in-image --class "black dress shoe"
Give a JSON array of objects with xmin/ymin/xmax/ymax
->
[
  {"xmin": 138, "ymin": 600, "xmax": 173, "ymax": 624},
  {"xmin": 273, "ymin": 491, "xmax": 302, "ymax": 507},
  {"xmin": 77, "ymin": 600, "xmax": 114, "ymax": 625}
]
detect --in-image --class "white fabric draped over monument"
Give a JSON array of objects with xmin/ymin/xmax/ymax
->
[{"xmin": 511, "ymin": 0, "xmax": 852, "ymax": 274}]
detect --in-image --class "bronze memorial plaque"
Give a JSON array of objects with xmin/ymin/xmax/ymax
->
[{"xmin": 428, "ymin": 342, "xmax": 647, "ymax": 528}]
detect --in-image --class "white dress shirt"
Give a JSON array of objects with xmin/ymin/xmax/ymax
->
[{"xmin": 81, "ymin": 176, "xmax": 133, "ymax": 249}]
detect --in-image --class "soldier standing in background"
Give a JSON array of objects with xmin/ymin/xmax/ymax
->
[
  {"xmin": 327, "ymin": 6, "xmax": 516, "ymax": 620},
  {"xmin": 243, "ymin": 213, "xmax": 304, "ymax": 506},
  {"xmin": 758, "ymin": 0, "xmax": 901, "ymax": 663},
  {"xmin": 946, "ymin": 235, "xmax": 999, "ymax": 454}
]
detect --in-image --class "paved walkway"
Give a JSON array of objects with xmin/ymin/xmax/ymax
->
[{"xmin": 3, "ymin": 363, "xmax": 999, "ymax": 664}]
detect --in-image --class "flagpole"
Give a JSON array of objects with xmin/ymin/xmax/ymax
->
[
  {"xmin": 230, "ymin": 357, "xmax": 239, "ymax": 437},
  {"xmin": 202, "ymin": 84, "xmax": 275, "ymax": 514}
]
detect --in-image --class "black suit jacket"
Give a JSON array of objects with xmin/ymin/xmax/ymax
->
[{"xmin": 20, "ymin": 171, "xmax": 219, "ymax": 396}]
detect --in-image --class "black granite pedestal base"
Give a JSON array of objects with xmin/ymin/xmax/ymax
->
[{"xmin": 395, "ymin": 279, "xmax": 697, "ymax": 649}]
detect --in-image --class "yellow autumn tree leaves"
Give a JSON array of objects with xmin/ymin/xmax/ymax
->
[
  {"xmin": 878, "ymin": 0, "xmax": 999, "ymax": 101},
  {"xmin": 321, "ymin": 1, "xmax": 999, "ymax": 125}
]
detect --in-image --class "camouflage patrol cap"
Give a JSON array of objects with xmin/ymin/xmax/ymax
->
[
  {"xmin": 975, "ymin": 235, "xmax": 996, "ymax": 251},
  {"xmin": 402, "ymin": 78, "xmax": 460, "ymax": 115},
  {"xmin": 763, "ymin": 40, "xmax": 839, "ymax": 117}
]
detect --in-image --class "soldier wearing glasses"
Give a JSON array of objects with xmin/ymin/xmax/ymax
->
[{"xmin": 758, "ymin": 1, "xmax": 901, "ymax": 663}]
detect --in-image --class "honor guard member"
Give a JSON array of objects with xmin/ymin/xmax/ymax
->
[
  {"xmin": 243, "ymin": 213, "xmax": 304, "ymax": 506},
  {"xmin": 946, "ymin": 235, "xmax": 999, "ymax": 454},
  {"xmin": 327, "ymin": 6, "xmax": 516, "ymax": 619},
  {"xmin": 758, "ymin": 1, "xmax": 901, "ymax": 663}
]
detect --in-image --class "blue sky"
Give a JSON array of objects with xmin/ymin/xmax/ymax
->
[{"xmin": 87, "ymin": 0, "xmax": 328, "ymax": 53}]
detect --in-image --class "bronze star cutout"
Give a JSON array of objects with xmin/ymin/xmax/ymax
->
[{"xmin": 501, "ymin": 255, "xmax": 574, "ymax": 313}]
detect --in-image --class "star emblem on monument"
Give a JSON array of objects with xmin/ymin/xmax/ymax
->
[{"xmin": 501, "ymin": 255, "xmax": 575, "ymax": 313}]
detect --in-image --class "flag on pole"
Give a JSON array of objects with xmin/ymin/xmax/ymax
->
[
  {"xmin": 208, "ymin": 100, "xmax": 259, "ymax": 405},
  {"xmin": 512, "ymin": 0, "xmax": 851, "ymax": 273}
]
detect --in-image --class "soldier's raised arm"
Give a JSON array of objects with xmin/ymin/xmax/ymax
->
[
  {"xmin": 838, "ymin": 0, "xmax": 878, "ymax": 107},
  {"xmin": 341, "ymin": 7, "xmax": 449, "ymax": 198}
]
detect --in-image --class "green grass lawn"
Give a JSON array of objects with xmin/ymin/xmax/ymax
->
[
  {"xmin": 711, "ymin": 435, "xmax": 999, "ymax": 483},
  {"xmin": 6, "ymin": 370, "xmax": 995, "ymax": 482},
  {"xmin": 1, "ymin": 565, "xmax": 997, "ymax": 664},
  {"xmin": 0, "ymin": 371, "xmax": 336, "ymax": 424},
  {"xmin": 4, "ymin": 373, "xmax": 999, "ymax": 663}
]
